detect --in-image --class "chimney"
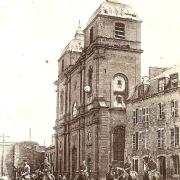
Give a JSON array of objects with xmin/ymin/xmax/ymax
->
[{"xmin": 149, "ymin": 67, "xmax": 167, "ymax": 79}]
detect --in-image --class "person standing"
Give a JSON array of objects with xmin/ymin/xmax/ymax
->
[
  {"xmin": 21, "ymin": 160, "xmax": 30, "ymax": 180},
  {"xmin": 124, "ymin": 157, "xmax": 132, "ymax": 180},
  {"xmin": 40, "ymin": 156, "xmax": 52, "ymax": 179},
  {"xmin": 106, "ymin": 165, "xmax": 114, "ymax": 180}
]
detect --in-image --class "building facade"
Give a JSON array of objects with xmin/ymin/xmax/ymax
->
[
  {"xmin": 13, "ymin": 141, "xmax": 45, "ymax": 173},
  {"xmin": 126, "ymin": 65, "xmax": 180, "ymax": 180},
  {"xmin": 54, "ymin": 0, "xmax": 142, "ymax": 179},
  {"xmin": 45, "ymin": 145, "xmax": 55, "ymax": 175}
]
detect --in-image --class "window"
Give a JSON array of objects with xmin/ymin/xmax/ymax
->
[
  {"xmin": 138, "ymin": 85, "xmax": 144, "ymax": 97},
  {"xmin": 170, "ymin": 73, "xmax": 178, "ymax": 88},
  {"xmin": 90, "ymin": 27, "xmax": 94, "ymax": 43},
  {"xmin": 172, "ymin": 155, "xmax": 180, "ymax": 175},
  {"xmin": 113, "ymin": 75, "xmax": 126, "ymax": 93},
  {"xmin": 138, "ymin": 131, "xmax": 143, "ymax": 149},
  {"xmin": 133, "ymin": 109, "xmax": 142, "ymax": 125},
  {"xmin": 115, "ymin": 22, "xmax": 125, "ymax": 39},
  {"xmin": 132, "ymin": 132, "xmax": 139, "ymax": 151},
  {"xmin": 116, "ymin": 95, "xmax": 123, "ymax": 104},
  {"xmin": 113, "ymin": 126, "xmax": 125, "ymax": 161},
  {"xmin": 157, "ymin": 129, "xmax": 165, "ymax": 149},
  {"xmin": 133, "ymin": 110, "xmax": 137, "ymax": 125},
  {"xmin": 170, "ymin": 126, "xmax": 179, "ymax": 147},
  {"xmin": 158, "ymin": 103, "xmax": 165, "ymax": 120},
  {"xmin": 142, "ymin": 107, "xmax": 149, "ymax": 128},
  {"xmin": 171, "ymin": 100, "xmax": 179, "ymax": 117},
  {"xmin": 138, "ymin": 109, "xmax": 142, "ymax": 123},
  {"xmin": 158, "ymin": 78, "xmax": 165, "ymax": 92},
  {"xmin": 88, "ymin": 66, "xmax": 93, "ymax": 92},
  {"xmin": 62, "ymin": 59, "xmax": 64, "ymax": 72},
  {"xmin": 117, "ymin": 80, "xmax": 122, "ymax": 87},
  {"xmin": 132, "ymin": 159, "xmax": 138, "ymax": 172}
]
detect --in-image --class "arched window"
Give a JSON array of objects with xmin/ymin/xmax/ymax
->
[
  {"xmin": 112, "ymin": 126, "xmax": 125, "ymax": 162},
  {"xmin": 115, "ymin": 22, "xmax": 125, "ymax": 39},
  {"xmin": 60, "ymin": 90, "xmax": 64, "ymax": 113},
  {"xmin": 88, "ymin": 66, "xmax": 93, "ymax": 92},
  {"xmin": 113, "ymin": 73, "xmax": 128, "ymax": 107},
  {"xmin": 113, "ymin": 73, "xmax": 127, "ymax": 93}
]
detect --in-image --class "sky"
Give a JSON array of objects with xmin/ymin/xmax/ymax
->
[{"xmin": 0, "ymin": 0, "xmax": 180, "ymax": 146}]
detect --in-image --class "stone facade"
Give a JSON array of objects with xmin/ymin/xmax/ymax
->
[
  {"xmin": 54, "ymin": 0, "xmax": 142, "ymax": 179},
  {"xmin": 14, "ymin": 141, "xmax": 45, "ymax": 173},
  {"xmin": 45, "ymin": 145, "xmax": 55, "ymax": 175},
  {"xmin": 1, "ymin": 141, "xmax": 45, "ymax": 179},
  {"xmin": 126, "ymin": 65, "xmax": 180, "ymax": 179}
]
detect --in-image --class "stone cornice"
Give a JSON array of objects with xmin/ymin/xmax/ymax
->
[{"xmin": 127, "ymin": 87, "xmax": 180, "ymax": 104}]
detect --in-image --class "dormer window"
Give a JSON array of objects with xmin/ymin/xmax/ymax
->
[
  {"xmin": 90, "ymin": 27, "xmax": 94, "ymax": 44},
  {"xmin": 114, "ymin": 22, "xmax": 125, "ymax": 39},
  {"xmin": 158, "ymin": 78, "xmax": 165, "ymax": 92},
  {"xmin": 170, "ymin": 73, "xmax": 178, "ymax": 88},
  {"xmin": 138, "ymin": 85, "xmax": 144, "ymax": 97}
]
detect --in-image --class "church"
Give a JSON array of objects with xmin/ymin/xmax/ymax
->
[{"xmin": 54, "ymin": 0, "xmax": 180, "ymax": 179}]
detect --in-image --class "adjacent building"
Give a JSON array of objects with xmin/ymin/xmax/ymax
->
[
  {"xmin": 54, "ymin": 0, "xmax": 142, "ymax": 179},
  {"xmin": 126, "ymin": 65, "xmax": 180, "ymax": 179},
  {"xmin": 1, "ymin": 141, "xmax": 45, "ymax": 179},
  {"xmin": 45, "ymin": 136, "xmax": 56, "ymax": 175}
]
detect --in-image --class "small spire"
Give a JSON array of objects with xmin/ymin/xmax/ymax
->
[
  {"xmin": 77, "ymin": 19, "xmax": 81, "ymax": 32},
  {"xmin": 75, "ymin": 20, "xmax": 83, "ymax": 37}
]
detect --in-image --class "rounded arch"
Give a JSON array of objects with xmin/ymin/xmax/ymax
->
[{"xmin": 112, "ymin": 73, "xmax": 129, "ymax": 98}]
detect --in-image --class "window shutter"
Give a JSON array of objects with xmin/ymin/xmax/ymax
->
[
  {"xmin": 133, "ymin": 110, "xmax": 136, "ymax": 126},
  {"xmin": 132, "ymin": 134, "xmax": 136, "ymax": 150},
  {"xmin": 136, "ymin": 132, "xmax": 139, "ymax": 150},
  {"xmin": 136, "ymin": 109, "xmax": 138, "ymax": 124},
  {"xmin": 142, "ymin": 108, "xmax": 145, "ymax": 123},
  {"xmin": 157, "ymin": 130, "xmax": 161, "ymax": 148},
  {"xmin": 139, "ymin": 108, "xmax": 142, "ymax": 123},
  {"xmin": 162, "ymin": 103, "xmax": 165, "ymax": 119},
  {"xmin": 162, "ymin": 129, "xmax": 165, "ymax": 148},
  {"xmin": 171, "ymin": 100, "xmax": 175, "ymax": 117},
  {"xmin": 175, "ymin": 126, "xmax": 179, "ymax": 147},
  {"xmin": 170, "ymin": 128, "xmax": 175, "ymax": 147},
  {"xmin": 175, "ymin": 100, "xmax": 179, "ymax": 117}
]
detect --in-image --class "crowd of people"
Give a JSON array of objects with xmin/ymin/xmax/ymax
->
[
  {"xmin": 106, "ymin": 156, "xmax": 158, "ymax": 180},
  {"xmin": 2, "ymin": 155, "xmax": 159, "ymax": 180},
  {"xmin": 13, "ymin": 157, "xmax": 54, "ymax": 180}
]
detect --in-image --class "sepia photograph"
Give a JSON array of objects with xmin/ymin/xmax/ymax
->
[{"xmin": 0, "ymin": 0, "xmax": 180, "ymax": 179}]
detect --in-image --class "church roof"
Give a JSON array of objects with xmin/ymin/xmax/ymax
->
[
  {"xmin": 61, "ymin": 25, "xmax": 84, "ymax": 56},
  {"xmin": 128, "ymin": 64, "xmax": 180, "ymax": 102},
  {"xmin": 87, "ymin": 0, "xmax": 139, "ymax": 26}
]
